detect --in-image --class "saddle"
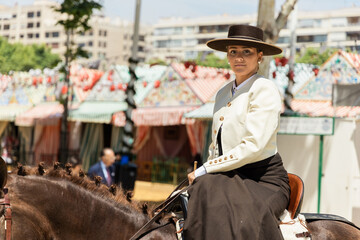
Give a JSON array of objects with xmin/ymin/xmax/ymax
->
[{"xmin": 129, "ymin": 173, "xmax": 306, "ymax": 240}]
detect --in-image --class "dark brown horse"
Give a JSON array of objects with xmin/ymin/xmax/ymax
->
[
  {"xmin": 0, "ymin": 160, "xmax": 177, "ymax": 240},
  {"xmin": 0, "ymin": 158, "xmax": 359, "ymax": 240}
]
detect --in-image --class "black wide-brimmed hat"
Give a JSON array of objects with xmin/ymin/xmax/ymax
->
[{"xmin": 206, "ymin": 24, "xmax": 282, "ymax": 56}]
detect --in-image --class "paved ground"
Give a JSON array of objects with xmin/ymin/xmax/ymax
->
[{"xmin": 132, "ymin": 180, "xmax": 177, "ymax": 202}]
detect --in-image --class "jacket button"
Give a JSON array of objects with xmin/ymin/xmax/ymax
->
[
  {"xmin": 224, "ymin": 157, "xmax": 227, "ymax": 160},
  {"xmin": 220, "ymin": 116, "xmax": 224, "ymax": 121},
  {"xmin": 209, "ymin": 161, "xmax": 213, "ymax": 164},
  {"xmin": 214, "ymin": 160, "xmax": 217, "ymax": 163},
  {"xmin": 214, "ymin": 129, "xmax": 217, "ymax": 134},
  {"xmin": 227, "ymin": 102, "xmax": 231, "ymax": 107},
  {"xmin": 230, "ymin": 155, "xmax": 233, "ymax": 159},
  {"xmin": 219, "ymin": 159, "xmax": 222, "ymax": 162}
]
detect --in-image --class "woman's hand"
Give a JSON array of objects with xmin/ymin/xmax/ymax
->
[{"xmin": 188, "ymin": 171, "xmax": 195, "ymax": 185}]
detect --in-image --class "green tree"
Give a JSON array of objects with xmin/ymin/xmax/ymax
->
[
  {"xmin": 54, "ymin": 0, "xmax": 102, "ymax": 164},
  {"xmin": 0, "ymin": 37, "xmax": 60, "ymax": 73},
  {"xmin": 296, "ymin": 48, "xmax": 336, "ymax": 66},
  {"xmin": 195, "ymin": 53, "xmax": 230, "ymax": 69}
]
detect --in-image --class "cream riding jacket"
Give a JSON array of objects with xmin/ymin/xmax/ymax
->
[{"xmin": 203, "ymin": 74, "xmax": 282, "ymax": 174}]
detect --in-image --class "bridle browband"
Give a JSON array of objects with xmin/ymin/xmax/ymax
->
[{"xmin": 0, "ymin": 188, "xmax": 11, "ymax": 240}]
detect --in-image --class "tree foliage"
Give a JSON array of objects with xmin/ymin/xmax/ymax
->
[
  {"xmin": 296, "ymin": 48, "xmax": 336, "ymax": 66},
  {"xmin": 194, "ymin": 53, "xmax": 230, "ymax": 69},
  {"xmin": 0, "ymin": 37, "xmax": 60, "ymax": 74},
  {"xmin": 53, "ymin": 0, "xmax": 102, "ymax": 62}
]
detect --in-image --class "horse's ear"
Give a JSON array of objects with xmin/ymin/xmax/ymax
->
[{"xmin": 0, "ymin": 157, "xmax": 7, "ymax": 189}]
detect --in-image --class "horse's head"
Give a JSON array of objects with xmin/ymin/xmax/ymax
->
[{"xmin": 0, "ymin": 157, "xmax": 7, "ymax": 190}]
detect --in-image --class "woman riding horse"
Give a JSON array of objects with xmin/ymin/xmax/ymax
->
[{"xmin": 185, "ymin": 24, "xmax": 291, "ymax": 240}]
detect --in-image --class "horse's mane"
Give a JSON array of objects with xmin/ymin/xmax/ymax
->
[{"xmin": 14, "ymin": 162, "xmax": 151, "ymax": 216}]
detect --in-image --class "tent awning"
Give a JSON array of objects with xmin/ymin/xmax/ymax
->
[
  {"xmin": 69, "ymin": 101, "xmax": 127, "ymax": 124},
  {"xmin": 15, "ymin": 102, "xmax": 64, "ymax": 126},
  {"xmin": 183, "ymin": 102, "xmax": 214, "ymax": 120},
  {"xmin": 0, "ymin": 105, "xmax": 32, "ymax": 121},
  {"xmin": 112, "ymin": 106, "xmax": 197, "ymax": 126}
]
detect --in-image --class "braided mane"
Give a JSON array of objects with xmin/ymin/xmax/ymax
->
[{"xmin": 15, "ymin": 162, "xmax": 151, "ymax": 216}]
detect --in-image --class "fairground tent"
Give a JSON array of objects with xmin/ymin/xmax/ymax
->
[{"xmin": 111, "ymin": 63, "xmax": 232, "ymax": 182}]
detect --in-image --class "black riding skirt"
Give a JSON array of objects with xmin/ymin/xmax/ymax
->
[{"xmin": 183, "ymin": 153, "xmax": 290, "ymax": 240}]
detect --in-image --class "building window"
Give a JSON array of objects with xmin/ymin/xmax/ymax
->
[
  {"xmin": 347, "ymin": 32, "xmax": 360, "ymax": 41},
  {"xmin": 52, "ymin": 32, "xmax": 59, "ymax": 37},
  {"xmin": 36, "ymin": 22, "xmax": 40, "ymax": 28},
  {"xmin": 27, "ymin": 12, "xmax": 34, "ymax": 18},
  {"xmin": 297, "ymin": 35, "xmax": 327, "ymax": 43},
  {"xmin": 20, "ymin": 34, "xmax": 24, "ymax": 38},
  {"xmin": 3, "ymin": 24, "xmax": 10, "ymax": 30},
  {"xmin": 139, "ymin": 35, "xmax": 145, "ymax": 41},
  {"xmin": 45, "ymin": 32, "xmax": 50, "ymax": 38},
  {"xmin": 104, "ymin": 30, "xmax": 107, "ymax": 37},
  {"xmin": 99, "ymin": 30, "xmax": 102, "ymax": 36},
  {"xmin": 27, "ymin": 33, "xmax": 33, "ymax": 39},
  {"xmin": 103, "ymin": 42, "xmax": 107, "ymax": 48},
  {"xmin": 154, "ymin": 27, "xmax": 182, "ymax": 36},
  {"xmin": 35, "ymin": 33, "xmax": 40, "ymax": 38},
  {"xmin": 88, "ymin": 41, "xmax": 93, "ymax": 47},
  {"xmin": 78, "ymin": 43, "xmax": 85, "ymax": 47},
  {"xmin": 37, "ymin": 11, "xmax": 41, "ymax": 17},
  {"xmin": 51, "ymin": 43, "xmax": 59, "ymax": 48},
  {"xmin": 276, "ymin": 37, "xmax": 290, "ymax": 44},
  {"xmin": 88, "ymin": 30, "xmax": 93, "ymax": 36},
  {"xmin": 27, "ymin": 22, "xmax": 34, "ymax": 28},
  {"xmin": 198, "ymin": 38, "xmax": 212, "ymax": 44},
  {"xmin": 12, "ymin": 14, "xmax": 16, "ymax": 18}
]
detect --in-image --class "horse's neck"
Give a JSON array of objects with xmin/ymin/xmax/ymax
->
[{"xmin": 10, "ymin": 175, "xmax": 150, "ymax": 240}]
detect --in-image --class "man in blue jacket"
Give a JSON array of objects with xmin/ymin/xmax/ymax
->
[{"xmin": 87, "ymin": 148, "xmax": 116, "ymax": 186}]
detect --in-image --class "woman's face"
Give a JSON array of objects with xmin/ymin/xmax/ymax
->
[{"xmin": 227, "ymin": 45, "xmax": 263, "ymax": 80}]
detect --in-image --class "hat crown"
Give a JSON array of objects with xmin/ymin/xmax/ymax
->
[{"xmin": 227, "ymin": 25, "xmax": 264, "ymax": 42}]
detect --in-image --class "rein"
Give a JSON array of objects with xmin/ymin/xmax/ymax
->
[
  {"xmin": 129, "ymin": 179, "xmax": 189, "ymax": 240},
  {"xmin": 0, "ymin": 188, "xmax": 12, "ymax": 240}
]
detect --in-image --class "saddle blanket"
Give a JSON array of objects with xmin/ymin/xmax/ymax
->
[{"xmin": 279, "ymin": 210, "xmax": 311, "ymax": 240}]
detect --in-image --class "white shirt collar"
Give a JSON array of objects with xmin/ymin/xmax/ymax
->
[
  {"xmin": 232, "ymin": 74, "xmax": 256, "ymax": 95},
  {"xmin": 232, "ymin": 74, "xmax": 256, "ymax": 96}
]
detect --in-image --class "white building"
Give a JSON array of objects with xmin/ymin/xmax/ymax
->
[
  {"xmin": 0, "ymin": 0, "xmax": 148, "ymax": 66},
  {"xmin": 149, "ymin": 7, "xmax": 360, "ymax": 61}
]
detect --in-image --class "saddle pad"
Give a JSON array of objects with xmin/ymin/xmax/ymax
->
[{"xmin": 279, "ymin": 210, "xmax": 311, "ymax": 240}]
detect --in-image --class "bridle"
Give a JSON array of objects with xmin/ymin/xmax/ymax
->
[
  {"xmin": 0, "ymin": 188, "xmax": 11, "ymax": 240},
  {"xmin": 129, "ymin": 179, "xmax": 189, "ymax": 240}
]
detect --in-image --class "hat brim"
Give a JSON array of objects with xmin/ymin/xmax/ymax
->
[{"xmin": 206, "ymin": 38, "xmax": 282, "ymax": 56}]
